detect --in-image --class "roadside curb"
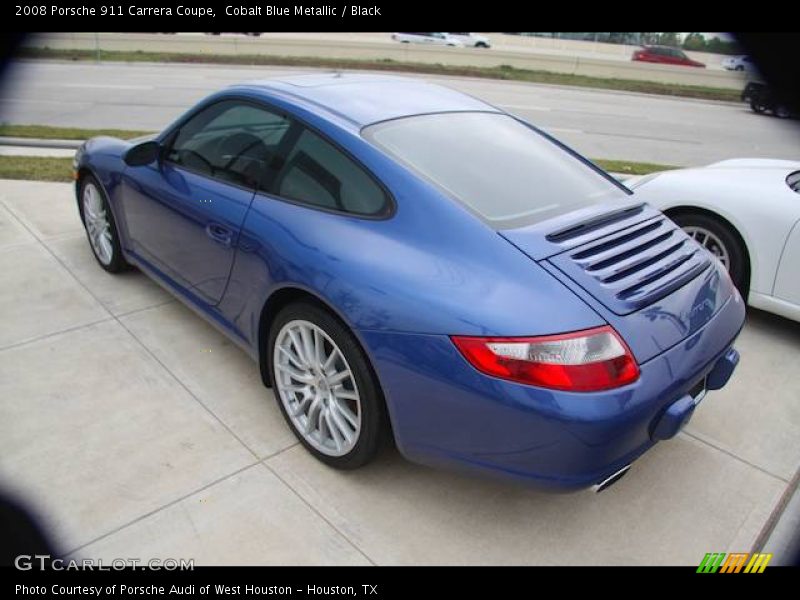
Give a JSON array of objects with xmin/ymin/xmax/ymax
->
[
  {"xmin": 0, "ymin": 136, "xmax": 82, "ymax": 149},
  {"xmin": 755, "ymin": 467, "xmax": 800, "ymax": 565}
]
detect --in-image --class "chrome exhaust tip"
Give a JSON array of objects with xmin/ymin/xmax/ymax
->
[{"xmin": 591, "ymin": 464, "xmax": 631, "ymax": 493}]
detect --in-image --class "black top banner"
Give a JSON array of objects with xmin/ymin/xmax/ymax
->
[{"xmin": 3, "ymin": 1, "xmax": 790, "ymax": 32}]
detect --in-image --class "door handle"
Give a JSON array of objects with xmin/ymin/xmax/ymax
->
[{"xmin": 205, "ymin": 223, "xmax": 233, "ymax": 247}]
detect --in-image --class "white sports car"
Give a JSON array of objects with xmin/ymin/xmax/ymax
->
[{"xmin": 626, "ymin": 159, "xmax": 800, "ymax": 322}]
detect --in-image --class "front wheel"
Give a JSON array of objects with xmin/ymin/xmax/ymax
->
[
  {"xmin": 671, "ymin": 212, "xmax": 747, "ymax": 294},
  {"xmin": 268, "ymin": 302, "xmax": 387, "ymax": 469},
  {"xmin": 78, "ymin": 175, "xmax": 130, "ymax": 273}
]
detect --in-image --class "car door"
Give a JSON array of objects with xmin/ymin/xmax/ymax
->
[
  {"xmin": 658, "ymin": 48, "xmax": 674, "ymax": 64},
  {"xmin": 120, "ymin": 99, "xmax": 292, "ymax": 305},
  {"xmin": 663, "ymin": 48, "xmax": 680, "ymax": 65},
  {"xmin": 396, "ymin": 32, "xmax": 419, "ymax": 43},
  {"xmin": 645, "ymin": 48, "xmax": 662, "ymax": 63},
  {"xmin": 448, "ymin": 32, "xmax": 469, "ymax": 46},
  {"xmin": 674, "ymin": 49, "xmax": 692, "ymax": 66},
  {"xmin": 773, "ymin": 218, "xmax": 800, "ymax": 307}
]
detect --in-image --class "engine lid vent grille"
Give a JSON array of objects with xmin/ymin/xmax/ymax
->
[
  {"xmin": 546, "ymin": 204, "xmax": 645, "ymax": 243},
  {"xmin": 548, "ymin": 216, "xmax": 712, "ymax": 315}
]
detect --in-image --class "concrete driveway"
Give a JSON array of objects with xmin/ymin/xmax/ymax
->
[{"xmin": 1, "ymin": 179, "xmax": 798, "ymax": 565}]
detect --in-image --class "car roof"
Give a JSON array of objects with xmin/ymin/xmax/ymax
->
[{"xmin": 229, "ymin": 73, "xmax": 501, "ymax": 128}]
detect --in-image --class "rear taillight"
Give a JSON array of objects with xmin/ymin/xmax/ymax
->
[{"xmin": 451, "ymin": 325, "xmax": 639, "ymax": 392}]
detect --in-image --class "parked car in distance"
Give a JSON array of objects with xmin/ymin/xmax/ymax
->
[
  {"xmin": 73, "ymin": 74, "xmax": 744, "ymax": 491},
  {"xmin": 722, "ymin": 55, "xmax": 754, "ymax": 71},
  {"xmin": 742, "ymin": 81, "xmax": 796, "ymax": 118},
  {"xmin": 632, "ymin": 45, "xmax": 705, "ymax": 68},
  {"xmin": 447, "ymin": 32, "xmax": 491, "ymax": 48},
  {"xmin": 626, "ymin": 159, "xmax": 800, "ymax": 323},
  {"xmin": 391, "ymin": 32, "xmax": 463, "ymax": 47},
  {"xmin": 204, "ymin": 32, "xmax": 262, "ymax": 37}
]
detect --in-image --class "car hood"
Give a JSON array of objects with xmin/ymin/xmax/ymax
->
[{"xmin": 625, "ymin": 159, "xmax": 800, "ymax": 193}]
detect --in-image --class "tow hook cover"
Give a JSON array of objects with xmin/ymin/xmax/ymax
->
[
  {"xmin": 651, "ymin": 394, "xmax": 695, "ymax": 441},
  {"xmin": 707, "ymin": 347, "xmax": 740, "ymax": 390}
]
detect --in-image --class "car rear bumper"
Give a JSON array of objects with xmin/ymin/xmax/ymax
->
[{"xmin": 361, "ymin": 290, "xmax": 745, "ymax": 491}]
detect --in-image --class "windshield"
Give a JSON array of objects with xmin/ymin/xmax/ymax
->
[{"xmin": 364, "ymin": 112, "xmax": 628, "ymax": 229}]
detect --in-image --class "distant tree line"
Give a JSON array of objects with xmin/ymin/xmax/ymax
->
[
  {"xmin": 511, "ymin": 33, "xmax": 743, "ymax": 55},
  {"xmin": 681, "ymin": 32, "xmax": 742, "ymax": 55}
]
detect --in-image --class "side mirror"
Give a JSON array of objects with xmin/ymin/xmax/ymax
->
[{"xmin": 124, "ymin": 140, "xmax": 161, "ymax": 167}]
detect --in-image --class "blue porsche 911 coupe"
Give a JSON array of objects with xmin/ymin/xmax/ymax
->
[{"xmin": 74, "ymin": 73, "xmax": 745, "ymax": 491}]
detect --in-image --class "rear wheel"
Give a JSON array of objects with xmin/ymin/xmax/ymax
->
[
  {"xmin": 774, "ymin": 105, "xmax": 791, "ymax": 118},
  {"xmin": 78, "ymin": 175, "xmax": 130, "ymax": 273},
  {"xmin": 670, "ymin": 212, "xmax": 747, "ymax": 294},
  {"xmin": 268, "ymin": 302, "xmax": 387, "ymax": 469}
]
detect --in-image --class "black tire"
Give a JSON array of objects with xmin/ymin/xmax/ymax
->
[
  {"xmin": 670, "ymin": 212, "xmax": 747, "ymax": 295},
  {"xmin": 774, "ymin": 105, "xmax": 791, "ymax": 118},
  {"xmin": 735, "ymin": 65, "xmax": 744, "ymax": 71},
  {"xmin": 78, "ymin": 175, "xmax": 130, "ymax": 273},
  {"xmin": 750, "ymin": 98, "xmax": 767, "ymax": 114},
  {"xmin": 267, "ymin": 301, "xmax": 388, "ymax": 469},
  {"xmin": 476, "ymin": 42, "xmax": 489, "ymax": 48}
]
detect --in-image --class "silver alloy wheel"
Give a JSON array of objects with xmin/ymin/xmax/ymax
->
[
  {"xmin": 273, "ymin": 319, "xmax": 362, "ymax": 457},
  {"xmin": 82, "ymin": 183, "xmax": 114, "ymax": 266},
  {"xmin": 683, "ymin": 225, "xmax": 730, "ymax": 270}
]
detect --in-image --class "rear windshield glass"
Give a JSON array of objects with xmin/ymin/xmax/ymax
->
[{"xmin": 364, "ymin": 112, "xmax": 627, "ymax": 229}]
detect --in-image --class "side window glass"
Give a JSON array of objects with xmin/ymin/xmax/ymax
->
[
  {"xmin": 273, "ymin": 129, "xmax": 388, "ymax": 216},
  {"xmin": 166, "ymin": 101, "xmax": 291, "ymax": 189}
]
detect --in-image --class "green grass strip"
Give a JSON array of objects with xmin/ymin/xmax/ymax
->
[
  {"xmin": 0, "ymin": 123, "xmax": 153, "ymax": 140},
  {"xmin": 0, "ymin": 154, "xmax": 677, "ymax": 184},
  {"xmin": 593, "ymin": 159, "xmax": 679, "ymax": 175},
  {"xmin": 0, "ymin": 156, "xmax": 74, "ymax": 182}
]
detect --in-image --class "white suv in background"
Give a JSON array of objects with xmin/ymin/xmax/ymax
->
[
  {"xmin": 722, "ymin": 55, "xmax": 755, "ymax": 71},
  {"xmin": 391, "ymin": 33, "xmax": 464, "ymax": 47},
  {"xmin": 447, "ymin": 33, "xmax": 492, "ymax": 48}
]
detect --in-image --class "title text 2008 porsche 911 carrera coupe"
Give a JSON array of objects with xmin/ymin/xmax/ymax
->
[{"xmin": 74, "ymin": 74, "xmax": 745, "ymax": 491}]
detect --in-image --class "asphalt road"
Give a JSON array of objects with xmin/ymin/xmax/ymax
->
[{"xmin": 1, "ymin": 60, "xmax": 799, "ymax": 166}]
